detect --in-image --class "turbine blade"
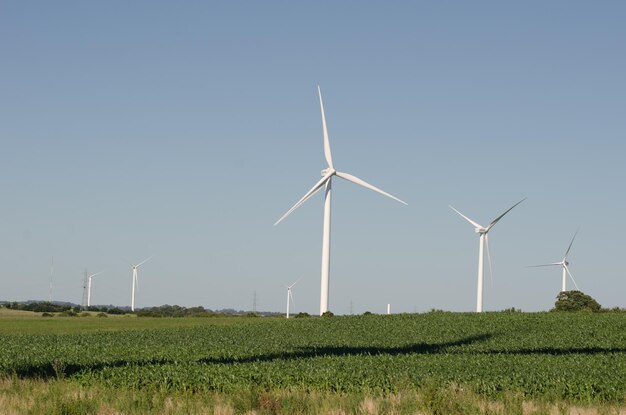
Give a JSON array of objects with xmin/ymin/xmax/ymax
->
[
  {"xmin": 91, "ymin": 270, "xmax": 104, "ymax": 278},
  {"xmin": 136, "ymin": 255, "xmax": 153, "ymax": 267},
  {"xmin": 449, "ymin": 205, "xmax": 483, "ymax": 229},
  {"xmin": 564, "ymin": 265, "xmax": 579, "ymax": 290},
  {"xmin": 486, "ymin": 198, "xmax": 526, "ymax": 231},
  {"xmin": 335, "ymin": 171, "xmax": 407, "ymax": 205},
  {"xmin": 288, "ymin": 276, "xmax": 302, "ymax": 289},
  {"xmin": 274, "ymin": 173, "xmax": 333, "ymax": 226},
  {"xmin": 564, "ymin": 229, "xmax": 579, "ymax": 259},
  {"xmin": 485, "ymin": 233, "xmax": 494, "ymax": 289},
  {"xmin": 527, "ymin": 263, "xmax": 561, "ymax": 268},
  {"xmin": 289, "ymin": 290, "xmax": 294, "ymax": 306},
  {"xmin": 318, "ymin": 86, "xmax": 334, "ymax": 169}
]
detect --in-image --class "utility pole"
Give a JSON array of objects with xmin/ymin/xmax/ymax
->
[{"xmin": 49, "ymin": 256, "xmax": 54, "ymax": 303}]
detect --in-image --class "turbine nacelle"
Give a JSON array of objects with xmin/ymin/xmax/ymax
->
[{"xmin": 475, "ymin": 227, "xmax": 487, "ymax": 234}]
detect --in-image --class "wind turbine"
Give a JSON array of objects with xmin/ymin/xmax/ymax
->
[
  {"xmin": 275, "ymin": 87, "xmax": 407, "ymax": 316},
  {"xmin": 529, "ymin": 231, "xmax": 580, "ymax": 292},
  {"xmin": 449, "ymin": 198, "xmax": 525, "ymax": 312},
  {"xmin": 129, "ymin": 256, "xmax": 152, "ymax": 311},
  {"xmin": 285, "ymin": 277, "xmax": 301, "ymax": 319},
  {"xmin": 86, "ymin": 270, "xmax": 104, "ymax": 307}
]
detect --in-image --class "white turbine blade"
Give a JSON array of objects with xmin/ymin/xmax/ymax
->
[
  {"xmin": 527, "ymin": 263, "xmax": 562, "ymax": 268},
  {"xmin": 336, "ymin": 171, "xmax": 407, "ymax": 205},
  {"xmin": 564, "ymin": 230, "xmax": 579, "ymax": 259},
  {"xmin": 449, "ymin": 205, "xmax": 483, "ymax": 229},
  {"xmin": 564, "ymin": 265, "xmax": 579, "ymax": 290},
  {"xmin": 486, "ymin": 198, "xmax": 526, "ymax": 231},
  {"xmin": 288, "ymin": 276, "xmax": 303, "ymax": 289},
  {"xmin": 90, "ymin": 270, "xmax": 104, "ymax": 278},
  {"xmin": 289, "ymin": 289, "xmax": 294, "ymax": 306},
  {"xmin": 318, "ymin": 86, "xmax": 334, "ymax": 169},
  {"xmin": 274, "ymin": 173, "xmax": 332, "ymax": 226},
  {"xmin": 136, "ymin": 255, "xmax": 153, "ymax": 268},
  {"xmin": 485, "ymin": 233, "xmax": 494, "ymax": 289}
]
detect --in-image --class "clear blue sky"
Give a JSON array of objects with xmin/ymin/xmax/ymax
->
[{"xmin": 1, "ymin": 1, "xmax": 625, "ymax": 313}]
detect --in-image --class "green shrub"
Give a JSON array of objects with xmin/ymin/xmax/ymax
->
[{"xmin": 553, "ymin": 290, "xmax": 601, "ymax": 312}]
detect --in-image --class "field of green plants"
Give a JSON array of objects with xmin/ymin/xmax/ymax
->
[{"xmin": 1, "ymin": 311, "xmax": 626, "ymax": 412}]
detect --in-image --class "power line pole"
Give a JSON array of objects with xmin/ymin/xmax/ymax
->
[{"xmin": 49, "ymin": 256, "xmax": 54, "ymax": 303}]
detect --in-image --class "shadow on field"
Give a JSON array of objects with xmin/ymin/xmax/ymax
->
[
  {"xmin": 10, "ymin": 334, "xmax": 494, "ymax": 380},
  {"xmin": 12, "ymin": 333, "xmax": 626, "ymax": 380},
  {"xmin": 197, "ymin": 333, "xmax": 495, "ymax": 365},
  {"xmin": 10, "ymin": 357, "xmax": 173, "ymax": 380}
]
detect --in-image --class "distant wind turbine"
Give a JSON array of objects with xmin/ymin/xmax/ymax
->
[
  {"xmin": 450, "ymin": 198, "xmax": 526, "ymax": 312},
  {"xmin": 86, "ymin": 270, "xmax": 104, "ymax": 307},
  {"xmin": 529, "ymin": 230, "xmax": 580, "ymax": 292},
  {"xmin": 129, "ymin": 256, "xmax": 152, "ymax": 311},
  {"xmin": 275, "ymin": 87, "xmax": 407, "ymax": 316},
  {"xmin": 285, "ymin": 277, "xmax": 301, "ymax": 319}
]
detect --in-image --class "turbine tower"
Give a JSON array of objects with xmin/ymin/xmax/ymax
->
[
  {"xmin": 130, "ymin": 256, "xmax": 152, "ymax": 311},
  {"xmin": 86, "ymin": 270, "xmax": 104, "ymax": 307},
  {"xmin": 275, "ymin": 87, "xmax": 407, "ymax": 316},
  {"xmin": 285, "ymin": 277, "xmax": 301, "ymax": 319},
  {"xmin": 529, "ymin": 231, "xmax": 580, "ymax": 292},
  {"xmin": 450, "ymin": 198, "xmax": 525, "ymax": 312}
]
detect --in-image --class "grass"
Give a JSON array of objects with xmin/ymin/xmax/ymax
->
[
  {"xmin": 0, "ymin": 308, "xmax": 46, "ymax": 318},
  {"xmin": 0, "ymin": 310, "xmax": 242, "ymax": 334},
  {"xmin": 1, "ymin": 376, "xmax": 624, "ymax": 414}
]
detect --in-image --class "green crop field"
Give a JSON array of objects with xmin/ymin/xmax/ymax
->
[{"xmin": 1, "ymin": 311, "xmax": 626, "ymax": 414}]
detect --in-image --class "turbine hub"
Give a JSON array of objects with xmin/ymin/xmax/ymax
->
[{"xmin": 321, "ymin": 168, "xmax": 336, "ymax": 177}]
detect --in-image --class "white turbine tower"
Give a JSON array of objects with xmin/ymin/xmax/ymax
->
[
  {"xmin": 529, "ymin": 231, "xmax": 580, "ymax": 292},
  {"xmin": 86, "ymin": 270, "xmax": 104, "ymax": 307},
  {"xmin": 275, "ymin": 87, "xmax": 407, "ymax": 316},
  {"xmin": 130, "ymin": 256, "xmax": 152, "ymax": 311},
  {"xmin": 449, "ymin": 198, "xmax": 525, "ymax": 312},
  {"xmin": 285, "ymin": 277, "xmax": 301, "ymax": 319}
]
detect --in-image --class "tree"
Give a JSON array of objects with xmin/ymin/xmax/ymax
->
[{"xmin": 553, "ymin": 290, "xmax": 601, "ymax": 312}]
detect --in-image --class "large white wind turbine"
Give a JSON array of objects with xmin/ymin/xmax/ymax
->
[
  {"xmin": 285, "ymin": 277, "xmax": 302, "ymax": 319},
  {"xmin": 86, "ymin": 270, "xmax": 104, "ymax": 307},
  {"xmin": 529, "ymin": 231, "xmax": 580, "ymax": 292},
  {"xmin": 130, "ymin": 256, "xmax": 152, "ymax": 311},
  {"xmin": 450, "ymin": 198, "xmax": 525, "ymax": 312},
  {"xmin": 275, "ymin": 87, "xmax": 407, "ymax": 316}
]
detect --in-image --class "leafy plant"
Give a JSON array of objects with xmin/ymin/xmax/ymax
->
[{"xmin": 553, "ymin": 290, "xmax": 601, "ymax": 312}]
